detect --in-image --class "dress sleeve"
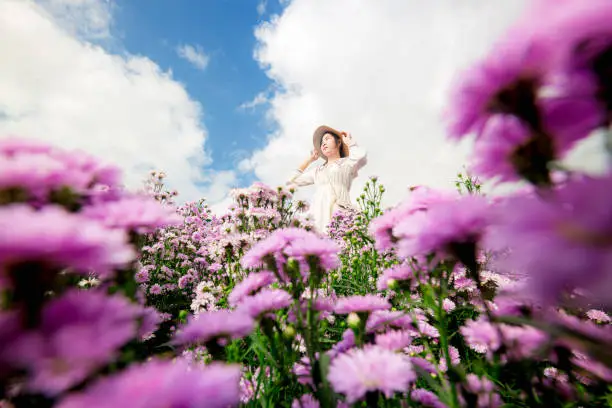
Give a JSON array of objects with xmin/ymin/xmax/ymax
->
[
  {"xmin": 345, "ymin": 142, "xmax": 367, "ymax": 174},
  {"xmin": 287, "ymin": 166, "xmax": 315, "ymax": 188}
]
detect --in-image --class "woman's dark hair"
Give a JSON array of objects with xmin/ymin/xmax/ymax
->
[{"xmin": 321, "ymin": 132, "xmax": 346, "ymax": 158}]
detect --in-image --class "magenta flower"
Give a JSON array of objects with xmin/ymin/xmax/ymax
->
[
  {"xmin": 375, "ymin": 330, "xmax": 413, "ymax": 351},
  {"xmin": 292, "ymin": 394, "xmax": 319, "ymax": 408},
  {"xmin": 328, "ymin": 329, "xmax": 356, "ymax": 358},
  {"xmin": 545, "ymin": 0, "xmax": 612, "ymax": 123},
  {"xmin": 237, "ymin": 288, "xmax": 292, "ymax": 319},
  {"xmin": 4, "ymin": 290, "xmax": 142, "ymax": 395},
  {"xmin": 376, "ymin": 265, "xmax": 414, "ymax": 290},
  {"xmin": 370, "ymin": 187, "xmax": 457, "ymax": 251},
  {"xmin": 0, "ymin": 139, "xmax": 122, "ymax": 202},
  {"xmin": 463, "ymin": 374, "xmax": 503, "ymax": 408},
  {"xmin": 445, "ymin": 33, "xmax": 552, "ymax": 141},
  {"xmin": 283, "ymin": 234, "xmax": 340, "ymax": 271},
  {"xmin": 328, "ymin": 345, "xmax": 415, "ymax": 403},
  {"xmin": 228, "ymin": 271, "xmax": 276, "ymax": 307},
  {"xmin": 334, "ymin": 295, "xmax": 391, "ymax": 315},
  {"xmin": 241, "ymin": 228, "xmax": 339, "ymax": 275},
  {"xmin": 460, "ymin": 319, "xmax": 501, "ymax": 356},
  {"xmin": 586, "ymin": 309, "xmax": 611, "ymax": 324},
  {"xmin": 173, "ymin": 310, "xmax": 254, "ymax": 346},
  {"xmin": 81, "ymin": 196, "xmax": 182, "ymax": 233},
  {"xmin": 56, "ymin": 360, "xmax": 242, "ymax": 408},
  {"xmin": 241, "ymin": 228, "xmax": 311, "ymax": 268},
  {"xmin": 0, "ymin": 205, "xmax": 135, "ymax": 279},
  {"xmin": 366, "ymin": 311, "xmax": 413, "ymax": 333},
  {"xmin": 486, "ymin": 174, "xmax": 612, "ymax": 306},
  {"xmin": 411, "ymin": 389, "xmax": 448, "ymax": 408},
  {"xmin": 394, "ymin": 195, "xmax": 490, "ymax": 265}
]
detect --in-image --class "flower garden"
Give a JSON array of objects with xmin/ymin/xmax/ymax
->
[{"xmin": 2, "ymin": 2, "xmax": 612, "ymax": 407}]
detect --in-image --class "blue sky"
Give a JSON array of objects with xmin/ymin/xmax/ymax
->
[{"xmin": 113, "ymin": 0, "xmax": 284, "ymax": 186}]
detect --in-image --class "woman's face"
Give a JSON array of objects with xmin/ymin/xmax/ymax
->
[{"xmin": 320, "ymin": 133, "xmax": 339, "ymax": 157}]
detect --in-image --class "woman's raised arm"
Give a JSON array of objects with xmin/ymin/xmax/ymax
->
[
  {"xmin": 341, "ymin": 132, "xmax": 367, "ymax": 173},
  {"xmin": 287, "ymin": 150, "xmax": 319, "ymax": 187}
]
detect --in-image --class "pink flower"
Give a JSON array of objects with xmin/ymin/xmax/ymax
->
[
  {"xmin": 56, "ymin": 360, "xmax": 242, "ymax": 408},
  {"xmin": 173, "ymin": 310, "xmax": 254, "ymax": 346},
  {"xmin": 328, "ymin": 346, "xmax": 415, "ymax": 403},
  {"xmin": 81, "ymin": 196, "xmax": 182, "ymax": 233},
  {"xmin": 375, "ymin": 330, "xmax": 413, "ymax": 351},
  {"xmin": 376, "ymin": 265, "xmax": 414, "ymax": 290},
  {"xmin": 228, "ymin": 271, "xmax": 276, "ymax": 307},
  {"xmin": 237, "ymin": 288, "xmax": 292, "ymax": 319},
  {"xmin": 334, "ymin": 295, "xmax": 391, "ymax": 315},
  {"xmin": 394, "ymin": 195, "xmax": 490, "ymax": 264},
  {"xmin": 0, "ymin": 205, "xmax": 135, "ymax": 279},
  {"xmin": 586, "ymin": 309, "xmax": 611, "ymax": 324},
  {"xmin": 3, "ymin": 290, "xmax": 143, "ymax": 395}
]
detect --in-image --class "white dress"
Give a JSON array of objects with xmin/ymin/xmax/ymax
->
[{"xmin": 288, "ymin": 142, "xmax": 367, "ymax": 233}]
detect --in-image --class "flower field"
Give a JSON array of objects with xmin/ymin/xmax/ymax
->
[{"xmin": 2, "ymin": 2, "xmax": 612, "ymax": 407}]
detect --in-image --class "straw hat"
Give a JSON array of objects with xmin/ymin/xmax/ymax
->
[{"xmin": 312, "ymin": 125, "xmax": 350, "ymax": 160}]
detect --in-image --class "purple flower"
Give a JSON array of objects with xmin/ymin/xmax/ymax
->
[
  {"xmin": 327, "ymin": 345, "xmax": 415, "ymax": 403},
  {"xmin": 228, "ymin": 271, "xmax": 276, "ymax": 307},
  {"xmin": 82, "ymin": 196, "xmax": 182, "ymax": 233},
  {"xmin": 411, "ymin": 389, "xmax": 448, "ymax": 408},
  {"xmin": 370, "ymin": 187, "xmax": 457, "ymax": 251},
  {"xmin": 375, "ymin": 330, "xmax": 413, "ymax": 351},
  {"xmin": 241, "ymin": 228, "xmax": 339, "ymax": 275},
  {"xmin": 283, "ymin": 234, "xmax": 340, "ymax": 271},
  {"xmin": 463, "ymin": 374, "xmax": 503, "ymax": 408},
  {"xmin": 394, "ymin": 195, "xmax": 490, "ymax": 264},
  {"xmin": 149, "ymin": 284, "xmax": 162, "ymax": 295},
  {"xmin": 409, "ymin": 357, "xmax": 438, "ymax": 375},
  {"xmin": 366, "ymin": 311, "xmax": 413, "ymax": 333},
  {"xmin": 328, "ymin": 329, "xmax": 356, "ymax": 358},
  {"xmin": 438, "ymin": 346, "xmax": 461, "ymax": 372},
  {"xmin": 292, "ymin": 394, "xmax": 319, "ymax": 408},
  {"xmin": 0, "ymin": 205, "xmax": 135, "ymax": 279},
  {"xmin": 135, "ymin": 268, "xmax": 150, "ymax": 283},
  {"xmin": 56, "ymin": 359, "xmax": 242, "ymax": 408},
  {"xmin": 545, "ymin": 0, "xmax": 612, "ymax": 122},
  {"xmin": 0, "ymin": 139, "xmax": 122, "ymax": 202},
  {"xmin": 334, "ymin": 295, "xmax": 391, "ymax": 315},
  {"xmin": 376, "ymin": 265, "xmax": 414, "ymax": 290},
  {"xmin": 445, "ymin": 22, "xmax": 601, "ymax": 186},
  {"xmin": 241, "ymin": 228, "xmax": 312, "ymax": 269},
  {"xmin": 3, "ymin": 290, "xmax": 142, "ymax": 395},
  {"xmin": 445, "ymin": 33, "xmax": 553, "ymax": 141},
  {"xmin": 237, "ymin": 288, "xmax": 292, "ymax": 319},
  {"xmin": 173, "ymin": 310, "xmax": 254, "ymax": 346},
  {"xmin": 486, "ymin": 174, "xmax": 612, "ymax": 306},
  {"xmin": 292, "ymin": 355, "xmax": 315, "ymax": 386},
  {"xmin": 586, "ymin": 309, "xmax": 611, "ymax": 324},
  {"xmin": 460, "ymin": 319, "xmax": 501, "ymax": 356}
]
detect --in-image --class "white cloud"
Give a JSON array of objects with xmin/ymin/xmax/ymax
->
[
  {"xmin": 244, "ymin": 0, "xmax": 581, "ymax": 207},
  {"xmin": 0, "ymin": 0, "xmax": 227, "ymax": 203},
  {"xmin": 176, "ymin": 44, "xmax": 210, "ymax": 71},
  {"xmin": 36, "ymin": 0, "xmax": 114, "ymax": 39},
  {"xmin": 257, "ymin": 0, "xmax": 267, "ymax": 16},
  {"xmin": 239, "ymin": 91, "xmax": 269, "ymax": 111}
]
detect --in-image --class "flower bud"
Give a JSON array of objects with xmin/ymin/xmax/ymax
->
[
  {"xmin": 387, "ymin": 279, "xmax": 398, "ymax": 291},
  {"xmin": 283, "ymin": 325, "xmax": 296, "ymax": 340},
  {"xmin": 347, "ymin": 312, "xmax": 361, "ymax": 329}
]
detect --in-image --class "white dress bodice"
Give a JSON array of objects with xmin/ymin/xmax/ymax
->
[{"xmin": 288, "ymin": 143, "xmax": 367, "ymax": 233}]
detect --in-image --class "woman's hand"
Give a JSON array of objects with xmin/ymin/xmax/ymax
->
[
  {"xmin": 308, "ymin": 149, "xmax": 319, "ymax": 163},
  {"xmin": 341, "ymin": 132, "xmax": 354, "ymax": 146}
]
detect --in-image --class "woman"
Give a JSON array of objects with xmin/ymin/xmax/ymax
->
[{"xmin": 288, "ymin": 125, "xmax": 367, "ymax": 233}]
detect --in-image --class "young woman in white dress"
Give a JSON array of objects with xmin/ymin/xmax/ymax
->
[{"xmin": 288, "ymin": 125, "xmax": 367, "ymax": 233}]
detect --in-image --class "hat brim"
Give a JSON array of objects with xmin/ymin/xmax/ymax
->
[{"xmin": 313, "ymin": 125, "xmax": 349, "ymax": 160}]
